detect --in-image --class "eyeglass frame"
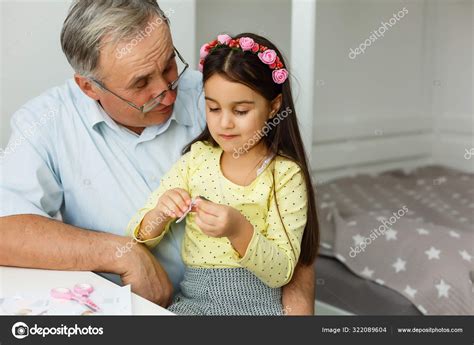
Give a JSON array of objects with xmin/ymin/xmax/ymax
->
[{"xmin": 90, "ymin": 47, "xmax": 189, "ymax": 114}]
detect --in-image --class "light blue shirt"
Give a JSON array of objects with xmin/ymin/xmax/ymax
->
[{"xmin": 0, "ymin": 69, "xmax": 206, "ymax": 291}]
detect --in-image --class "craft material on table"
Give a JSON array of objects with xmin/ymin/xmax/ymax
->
[{"xmin": 0, "ymin": 283, "xmax": 132, "ymax": 315}]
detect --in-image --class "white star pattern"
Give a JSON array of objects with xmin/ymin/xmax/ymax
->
[
  {"xmin": 418, "ymin": 305, "xmax": 428, "ymax": 314},
  {"xmin": 385, "ymin": 228, "xmax": 398, "ymax": 241},
  {"xmin": 335, "ymin": 253, "xmax": 346, "ymax": 263},
  {"xmin": 404, "ymin": 285, "xmax": 417, "ymax": 298},
  {"xmin": 324, "ymin": 170, "xmax": 474, "ymax": 314},
  {"xmin": 433, "ymin": 176, "xmax": 447, "ymax": 185},
  {"xmin": 416, "ymin": 228, "xmax": 430, "ymax": 235},
  {"xmin": 320, "ymin": 202, "xmax": 331, "ymax": 209},
  {"xmin": 449, "ymin": 230, "xmax": 460, "ymax": 238},
  {"xmin": 392, "ymin": 258, "xmax": 406, "ymax": 273},
  {"xmin": 360, "ymin": 267, "xmax": 374, "ymax": 278},
  {"xmin": 459, "ymin": 250, "xmax": 472, "ymax": 262},
  {"xmin": 353, "ymin": 234, "xmax": 365, "ymax": 246},
  {"xmin": 435, "ymin": 279, "xmax": 451, "ymax": 298},
  {"xmin": 321, "ymin": 242, "xmax": 332, "ymax": 249},
  {"xmin": 375, "ymin": 279, "xmax": 385, "ymax": 285},
  {"xmin": 425, "ymin": 247, "xmax": 441, "ymax": 260}
]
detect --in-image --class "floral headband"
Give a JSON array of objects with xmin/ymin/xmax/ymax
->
[{"xmin": 199, "ymin": 34, "xmax": 289, "ymax": 84}]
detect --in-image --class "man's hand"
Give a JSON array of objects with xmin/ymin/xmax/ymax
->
[
  {"xmin": 0, "ymin": 215, "xmax": 174, "ymax": 307},
  {"xmin": 118, "ymin": 243, "xmax": 174, "ymax": 307}
]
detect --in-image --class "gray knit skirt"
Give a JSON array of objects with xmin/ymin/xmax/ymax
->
[{"xmin": 168, "ymin": 267, "xmax": 283, "ymax": 315}]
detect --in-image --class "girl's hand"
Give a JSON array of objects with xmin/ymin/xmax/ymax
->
[
  {"xmin": 193, "ymin": 198, "xmax": 250, "ymax": 239},
  {"xmin": 153, "ymin": 188, "xmax": 192, "ymax": 220}
]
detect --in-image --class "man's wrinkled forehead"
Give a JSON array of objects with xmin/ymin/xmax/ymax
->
[{"xmin": 97, "ymin": 19, "xmax": 173, "ymax": 82}]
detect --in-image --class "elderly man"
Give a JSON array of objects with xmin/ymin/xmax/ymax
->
[{"xmin": 0, "ymin": 0, "xmax": 315, "ymax": 313}]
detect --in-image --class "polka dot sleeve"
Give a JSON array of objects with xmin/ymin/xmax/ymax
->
[{"xmin": 237, "ymin": 161, "xmax": 308, "ymax": 288}]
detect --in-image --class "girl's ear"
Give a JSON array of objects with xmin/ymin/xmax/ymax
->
[{"xmin": 269, "ymin": 94, "xmax": 283, "ymax": 119}]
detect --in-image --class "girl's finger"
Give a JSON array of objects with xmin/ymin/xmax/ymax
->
[
  {"xmin": 161, "ymin": 196, "xmax": 183, "ymax": 217},
  {"xmin": 195, "ymin": 214, "xmax": 212, "ymax": 233},
  {"xmin": 195, "ymin": 199, "xmax": 220, "ymax": 218},
  {"xmin": 196, "ymin": 205, "xmax": 219, "ymax": 225},
  {"xmin": 160, "ymin": 204, "xmax": 175, "ymax": 218},
  {"xmin": 169, "ymin": 189, "xmax": 191, "ymax": 213},
  {"xmin": 196, "ymin": 209, "xmax": 217, "ymax": 227},
  {"xmin": 174, "ymin": 188, "xmax": 192, "ymax": 203}
]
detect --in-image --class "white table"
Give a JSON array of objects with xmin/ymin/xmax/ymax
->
[{"xmin": 0, "ymin": 266, "xmax": 173, "ymax": 315}]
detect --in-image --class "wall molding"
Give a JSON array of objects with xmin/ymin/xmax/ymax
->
[{"xmin": 313, "ymin": 112, "xmax": 432, "ymax": 143}]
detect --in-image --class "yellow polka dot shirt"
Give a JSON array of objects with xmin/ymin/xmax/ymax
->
[{"xmin": 127, "ymin": 141, "xmax": 308, "ymax": 288}]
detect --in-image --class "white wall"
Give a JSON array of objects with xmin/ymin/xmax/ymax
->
[
  {"xmin": 430, "ymin": 0, "xmax": 473, "ymax": 172},
  {"xmin": 0, "ymin": 0, "xmax": 196, "ymax": 148},
  {"xmin": 196, "ymin": 0, "xmax": 320, "ymax": 160},
  {"xmin": 0, "ymin": 0, "xmax": 74, "ymax": 148},
  {"xmin": 312, "ymin": 0, "xmax": 473, "ymax": 183},
  {"xmin": 195, "ymin": 0, "xmax": 292, "ymax": 63}
]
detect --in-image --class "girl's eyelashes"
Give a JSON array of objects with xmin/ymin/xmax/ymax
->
[
  {"xmin": 207, "ymin": 108, "xmax": 249, "ymax": 115},
  {"xmin": 234, "ymin": 110, "xmax": 249, "ymax": 115}
]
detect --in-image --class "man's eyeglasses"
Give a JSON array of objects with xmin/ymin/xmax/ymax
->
[{"xmin": 91, "ymin": 47, "xmax": 189, "ymax": 114}]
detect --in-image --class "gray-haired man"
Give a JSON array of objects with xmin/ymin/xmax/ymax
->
[{"xmin": 0, "ymin": 0, "xmax": 315, "ymax": 314}]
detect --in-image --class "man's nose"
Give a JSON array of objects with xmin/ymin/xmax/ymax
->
[
  {"xmin": 149, "ymin": 77, "xmax": 176, "ymax": 106},
  {"xmin": 159, "ymin": 88, "xmax": 177, "ymax": 106},
  {"xmin": 150, "ymin": 76, "xmax": 169, "ymax": 99}
]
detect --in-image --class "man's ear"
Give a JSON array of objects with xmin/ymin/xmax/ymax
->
[
  {"xmin": 269, "ymin": 94, "xmax": 283, "ymax": 119},
  {"xmin": 74, "ymin": 73, "xmax": 101, "ymax": 101}
]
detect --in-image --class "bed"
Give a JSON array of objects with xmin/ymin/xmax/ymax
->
[{"xmin": 314, "ymin": 165, "xmax": 474, "ymax": 315}]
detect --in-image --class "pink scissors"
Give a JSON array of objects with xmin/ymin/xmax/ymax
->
[{"xmin": 50, "ymin": 283, "xmax": 101, "ymax": 312}]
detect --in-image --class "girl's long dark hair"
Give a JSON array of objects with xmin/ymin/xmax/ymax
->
[{"xmin": 183, "ymin": 33, "xmax": 319, "ymax": 265}]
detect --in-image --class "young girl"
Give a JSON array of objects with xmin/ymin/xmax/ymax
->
[{"xmin": 127, "ymin": 33, "xmax": 319, "ymax": 315}]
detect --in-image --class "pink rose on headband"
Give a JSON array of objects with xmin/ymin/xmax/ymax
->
[
  {"xmin": 272, "ymin": 68, "xmax": 288, "ymax": 84},
  {"xmin": 200, "ymin": 43, "xmax": 210, "ymax": 59},
  {"xmin": 239, "ymin": 37, "xmax": 255, "ymax": 51},
  {"xmin": 217, "ymin": 34, "xmax": 232, "ymax": 45},
  {"xmin": 258, "ymin": 49, "xmax": 277, "ymax": 65}
]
